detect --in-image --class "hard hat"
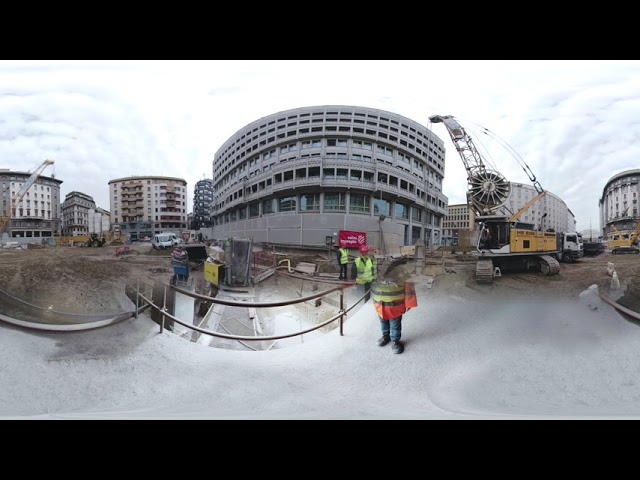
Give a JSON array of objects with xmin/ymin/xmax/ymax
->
[{"xmin": 359, "ymin": 245, "xmax": 368, "ymax": 253}]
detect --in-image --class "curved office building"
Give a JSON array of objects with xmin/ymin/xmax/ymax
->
[
  {"xmin": 599, "ymin": 169, "xmax": 640, "ymax": 236},
  {"xmin": 210, "ymin": 105, "xmax": 449, "ymax": 252}
]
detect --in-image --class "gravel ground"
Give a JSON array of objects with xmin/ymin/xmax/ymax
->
[{"xmin": 1, "ymin": 243, "xmax": 639, "ymax": 322}]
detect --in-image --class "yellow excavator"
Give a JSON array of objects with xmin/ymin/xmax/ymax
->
[
  {"xmin": 607, "ymin": 219, "xmax": 640, "ymax": 254},
  {"xmin": 87, "ymin": 233, "xmax": 106, "ymax": 247},
  {"xmin": 429, "ymin": 115, "xmax": 562, "ymax": 283}
]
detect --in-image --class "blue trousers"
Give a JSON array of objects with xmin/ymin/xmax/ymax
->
[
  {"xmin": 380, "ymin": 316, "xmax": 402, "ymax": 342},
  {"xmin": 339, "ymin": 263, "xmax": 348, "ymax": 279}
]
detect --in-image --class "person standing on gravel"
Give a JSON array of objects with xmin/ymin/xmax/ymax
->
[
  {"xmin": 352, "ymin": 245, "xmax": 374, "ymax": 302},
  {"xmin": 337, "ymin": 245, "xmax": 349, "ymax": 280},
  {"xmin": 371, "ymin": 280, "xmax": 417, "ymax": 355}
]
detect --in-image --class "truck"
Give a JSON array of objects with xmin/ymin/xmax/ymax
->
[
  {"xmin": 430, "ymin": 115, "xmax": 563, "ymax": 283},
  {"xmin": 556, "ymin": 231, "xmax": 584, "ymax": 263},
  {"xmin": 152, "ymin": 232, "xmax": 182, "ymax": 250}
]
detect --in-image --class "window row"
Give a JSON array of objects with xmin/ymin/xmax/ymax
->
[{"xmin": 214, "ymin": 193, "xmax": 436, "ymax": 225}]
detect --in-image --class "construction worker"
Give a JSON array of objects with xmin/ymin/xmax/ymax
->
[
  {"xmin": 352, "ymin": 245, "xmax": 374, "ymax": 302},
  {"xmin": 371, "ymin": 280, "xmax": 418, "ymax": 355},
  {"xmin": 337, "ymin": 245, "xmax": 349, "ymax": 280},
  {"xmin": 369, "ymin": 247, "xmax": 378, "ymax": 281}
]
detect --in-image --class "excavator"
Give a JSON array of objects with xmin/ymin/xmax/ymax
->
[
  {"xmin": 607, "ymin": 219, "xmax": 640, "ymax": 254},
  {"xmin": 87, "ymin": 233, "xmax": 106, "ymax": 247},
  {"xmin": 429, "ymin": 115, "xmax": 560, "ymax": 283},
  {"xmin": 0, "ymin": 159, "xmax": 55, "ymax": 235}
]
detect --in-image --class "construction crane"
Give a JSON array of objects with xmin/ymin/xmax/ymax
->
[
  {"xmin": 0, "ymin": 159, "xmax": 55, "ymax": 235},
  {"xmin": 429, "ymin": 115, "xmax": 564, "ymax": 283}
]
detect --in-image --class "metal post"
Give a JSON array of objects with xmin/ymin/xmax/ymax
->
[
  {"xmin": 160, "ymin": 285, "xmax": 167, "ymax": 334},
  {"xmin": 135, "ymin": 280, "xmax": 139, "ymax": 318},
  {"xmin": 339, "ymin": 289, "xmax": 345, "ymax": 336}
]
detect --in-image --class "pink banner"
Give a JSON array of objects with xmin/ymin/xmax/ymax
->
[{"xmin": 339, "ymin": 230, "xmax": 366, "ymax": 247}]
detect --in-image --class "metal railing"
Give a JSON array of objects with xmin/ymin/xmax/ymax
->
[
  {"xmin": 0, "ymin": 273, "xmax": 371, "ymax": 342},
  {"xmin": 133, "ymin": 275, "xmax": 369, "ymax": 342}
]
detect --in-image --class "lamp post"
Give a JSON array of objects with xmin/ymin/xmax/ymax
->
[{"xmin": 379, "ymin": 214, "xmax": 386, "ymax": 256}]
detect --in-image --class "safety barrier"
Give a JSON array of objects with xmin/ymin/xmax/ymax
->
[
  {"xmin": 134, "ymin": 278, "xmax": 370, "ymax": 342},
  {"xmin": 0, "ymin": 277, "xmax": 371, "ymax": 341}
]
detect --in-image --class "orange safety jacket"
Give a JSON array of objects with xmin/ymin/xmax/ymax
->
[
  {"xmin": 405, "ymin": 281, "xmax": 417, "ymax": 308},
  {"xmin": 372, "ymin": 281, "xmax": 418, "ymax": 320}
]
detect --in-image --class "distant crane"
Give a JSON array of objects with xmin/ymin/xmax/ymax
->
[{"xmin": 0, "ymin": 159, "xmax": 55, "ymax": 235}]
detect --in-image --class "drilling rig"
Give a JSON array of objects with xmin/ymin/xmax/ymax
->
[{"xmin": 429, "ymin": 115, "xmax": 561, "ymax": 283}]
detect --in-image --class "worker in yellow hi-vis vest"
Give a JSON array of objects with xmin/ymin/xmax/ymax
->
[
  {"xmin": 337, "ymin": 245, "xmax": 349, "ymax": 280},
  {"xmin": 371, "ymin": 280, "xmax": 417, "ymax": 355},
  {"xmin": 351, "ymin": 245, "xmax": 374, "ymax": 302}
]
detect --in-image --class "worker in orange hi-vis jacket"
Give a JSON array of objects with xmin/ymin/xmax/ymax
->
[{"xmin": 371, "ymin": 280, "xmax": 417, "ymax": 355}]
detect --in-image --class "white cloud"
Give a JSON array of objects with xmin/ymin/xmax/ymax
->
[{"xmin": 1, "ymin": 60, "xmax": 639, "ymax": 232}]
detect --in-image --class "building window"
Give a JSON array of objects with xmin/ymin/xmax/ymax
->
[
  {"xmin": 349, "ymin": 194, "xmax": 370, "ymax": 214},
  {"xmin": 324, "ymin": 193, "xmax": 346, "ymax": 212},
  {"xmin": 300, "ymin": 193, "xmax": 320, "ymax": 212},
  {"xmin": 373, "ymin": 198, "xmax": 390, "ymax": 217},
  {"xmin": 395, "ymin": 202, "xmax": 409, "ymax": 220},
  {"xmin": 411, "ymin": 206, "xmax": 422, "ymax": 222},
  {"xmin": 279, "ymin": 196, "xmax": 297, "ymax": 212},
  {"xmin": 249, "ymin": 203, "xmax": 260, "ymax": 218},
  {"xmin": 263, "ymin": 199, "xmax": 274, "ymax": 215}
]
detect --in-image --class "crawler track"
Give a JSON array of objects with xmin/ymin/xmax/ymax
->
[
  {"xmin": 538, "ymin": 255, "xmax": 560, "ymax": 276},
  {"xmin": 475, "ymin": 259, "xmax": 495, "ymax": 284}
]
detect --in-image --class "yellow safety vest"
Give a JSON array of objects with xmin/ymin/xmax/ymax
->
[
  {"xmin": 370, "ymin": 255, "xmax": 378, "ymax": 280},
  {"xmin": 372, "ymin": 282, "xmax": 406, "ymax": 320},
  {"xmin": 354, "ymin": 256, "xmax": 374, "ymax": 284},
  {"xmin": 338, "ymin": 247, "xmax": 348, "ymax": 265},
  {"xmin": 372, "ymin": 281, "xmax": 418, "ymax": 320}
]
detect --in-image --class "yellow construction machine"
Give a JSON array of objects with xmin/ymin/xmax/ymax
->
[
  {"xmin": 607, "ymin": 220, "xmax": 640, "ymax": 254},
  {"xmin": 429, "ymin": 115, "xmax": 563, "ymax": 283}
]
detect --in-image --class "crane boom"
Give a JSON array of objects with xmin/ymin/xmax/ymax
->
[
  {"xmin": 508, "ymin": 191, "xmax": 546, "ymax": 223},
  {"xmin": 429, "ymin": 114, "xmax": 511, "ymax": 215},
  {"xmin": 0, "ymin": 159, "xmax": 55, "ymax": 234}
]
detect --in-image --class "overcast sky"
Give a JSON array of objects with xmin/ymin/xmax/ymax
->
[{"xmin": 1, "ymin": 60, "xmax": 638, "ymax": 233}]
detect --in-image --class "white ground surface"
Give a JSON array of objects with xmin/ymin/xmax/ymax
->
[{"xmin": 2, "ymin": 266, "xmax": 640, "ymax": 420}]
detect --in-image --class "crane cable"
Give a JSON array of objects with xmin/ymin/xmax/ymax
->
[{"xmin": 461, "ymin": 118, "xmax": 543, "ymax": 194}]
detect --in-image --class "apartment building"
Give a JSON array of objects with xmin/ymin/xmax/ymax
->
[
  {"xmin": 0, "ymin": 168, "xmax": 62, "ymax": 238},
  {"xmin": 192, "ymin": 178, "xmax": 213, "ymax": 230},
  {"xmin": 108, "ymin": 176, "xmax": 188, "ymax": 240}
]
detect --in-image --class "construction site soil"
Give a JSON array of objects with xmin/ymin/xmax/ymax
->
[{"xmin": 1, "ymin": 244, "xmax": 640, "ymax": 320}]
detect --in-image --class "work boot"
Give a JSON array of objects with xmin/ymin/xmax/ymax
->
[
  {"xmin": 391, "ymin": 340, "xmax": 404, "ymax": 354},
  {"xmin": 377, "ymin": 335, "xmax": 391, "ymax": 347}
]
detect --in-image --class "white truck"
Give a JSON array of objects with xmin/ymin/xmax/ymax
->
[
  {"xmin": 556, "ymin": 231, "xmax": 584, "ymax": 263},
  {"xmin": 152, "ymin": 232, "xmax": 182, "ymax": 250}
]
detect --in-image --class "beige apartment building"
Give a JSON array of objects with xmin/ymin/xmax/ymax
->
[{"xmin": 108, "ymin": 176, "xmax": 188, "ymax": 241}]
